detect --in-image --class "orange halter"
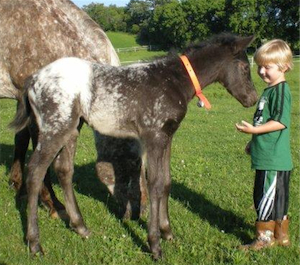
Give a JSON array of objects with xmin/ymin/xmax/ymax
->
[{"xmin": 180, "ymin": 55, "xmax": 211, "ymax": 110}]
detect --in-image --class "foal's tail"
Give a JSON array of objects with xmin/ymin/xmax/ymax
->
[{"xmin": 9, "ymin": 77, "xmax": 33, "ymax": 132}]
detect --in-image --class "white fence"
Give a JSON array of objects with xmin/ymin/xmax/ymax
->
[{"xmin": 116, "ymin": 45, "xmax": 158, "ymax": 53}]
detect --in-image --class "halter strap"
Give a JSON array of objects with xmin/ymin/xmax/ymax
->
[{"xmin": 180, "ymin": 55, "xmax": 211, "ymax": 110}]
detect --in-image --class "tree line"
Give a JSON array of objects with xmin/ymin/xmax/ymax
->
[{"xmin": 83, "ymin": 0, "xmax": 299, "ymax": 51}]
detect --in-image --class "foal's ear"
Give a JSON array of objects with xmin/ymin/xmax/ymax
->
[{"xmin": 233, "ymin": 35, "xmax": 256, "ymax": 53}]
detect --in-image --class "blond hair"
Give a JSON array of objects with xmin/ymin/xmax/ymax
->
[{"xmin": 254, "ymin": 39, "xmax": 293, "ymax": 72}]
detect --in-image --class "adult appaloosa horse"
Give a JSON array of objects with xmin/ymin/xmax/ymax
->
[
  {"xmin": 0, "ymin": 0, "xmax": 146, "ymax": 219},
  {"xmin": 11, "ymin": 33, "xmax": 257, "ymax": 259}
]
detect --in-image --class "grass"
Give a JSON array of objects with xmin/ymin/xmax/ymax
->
[
  {"xmin": 107, "ymin": 31, "xmax": 167, "ymax": 64},
  {"xmin": 0, "ymin": 34, "xmax": 299, "ymax": 264},
  {"xmin": 107, "ymin": 32, "xmax": 140, "ymax": 49}
]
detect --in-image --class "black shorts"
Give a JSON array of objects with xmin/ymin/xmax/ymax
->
[{"xmin": 253, "ymin": 170, "xmax": 290, "ymax": 221}]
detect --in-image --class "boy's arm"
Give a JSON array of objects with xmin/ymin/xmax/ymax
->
[{"xmin": 235, "ymin": 120, "xmax": 285, "ymax": 134}]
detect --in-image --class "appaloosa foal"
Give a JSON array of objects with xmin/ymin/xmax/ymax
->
[{"xmin": 12, "ymin": 34, "xmax": 257, "ymax": 259}]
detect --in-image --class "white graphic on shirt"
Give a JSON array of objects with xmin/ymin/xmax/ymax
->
[{"xmin": 254, "ymin": 97, "xmax": 267, "ymax": 126}]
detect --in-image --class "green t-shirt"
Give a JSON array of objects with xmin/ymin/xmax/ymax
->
[{"xmin": 251, "ymin": 81, "xmax": 293, "ymax": 171}]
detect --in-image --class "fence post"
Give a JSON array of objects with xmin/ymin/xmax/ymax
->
[{"xmin": 250, "ymin": 56, "xmax": 254, "ymax": 67}]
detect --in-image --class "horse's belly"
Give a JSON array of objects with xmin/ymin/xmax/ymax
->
[{"xmin": 88, "ymin": 112, "xmax": 138, "ymax": 139}]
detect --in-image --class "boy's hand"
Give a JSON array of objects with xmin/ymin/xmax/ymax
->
[{"xmin": 235, "ymin": 120, "xmax": 255, "ymax": 134}]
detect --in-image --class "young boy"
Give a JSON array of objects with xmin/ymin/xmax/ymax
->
[{"xmin": 235, "ymin": 39, "xmax": 293, "ymax": 250}]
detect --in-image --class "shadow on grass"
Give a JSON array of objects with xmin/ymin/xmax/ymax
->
[
  {"xmin": 1, "ymin": 142, "xmax": 252, "ymax": 253},
  {"xmin": 69, "ymin": 162, "xmax": 253, "ymax": 245},
  {"xmin": 171, "ymin": 181, "xmax": 253, "ymax": 243},
  {"xmin": 71, "ymin": 161, "xmax": 150, "ymax": 253},
  {"xmin": 0, "ymin": 143, "xmax": 14, "ymax": 175}
]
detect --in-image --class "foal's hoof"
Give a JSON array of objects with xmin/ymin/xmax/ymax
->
[
  {"xmin": 152, "ymin": 248, "xmax": 162, "ymax": 261},
  {"xmin": 76, "ymin": 226, "xmax": 91, "ymax": 239},
  {"xmin": 162, "ymin": 231, "xmax": 174, "ymax": 241},
  {"xmin": 29, "ymin": 243, "xmax": 44, "ymax": 257}
]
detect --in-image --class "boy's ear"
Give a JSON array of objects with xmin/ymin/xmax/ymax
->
[{"xmin": 282, "ymin": 64, "xmax": 289, "ymax": 73}]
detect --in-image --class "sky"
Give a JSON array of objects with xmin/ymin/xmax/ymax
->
[{"xmin": 72, "ymin": 0, "xmax": 129, "ymax": 7}]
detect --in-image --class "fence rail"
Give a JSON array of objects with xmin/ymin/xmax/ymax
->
[{"xmin": 116, "ymin": 45, "xmax": 159, "ymax": 53}]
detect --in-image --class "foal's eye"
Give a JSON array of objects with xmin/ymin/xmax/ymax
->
[{"xmin": 238, "ymin": 62, "xmax": 249, "ymax": 72}]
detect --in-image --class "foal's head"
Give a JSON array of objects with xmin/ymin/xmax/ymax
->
[
  {"xmin": 215, "ymin": 34, "xmax": 258, "ymax": 107},
  {"xmin": 186, "ymin": 34, "xmax": 258, "ymax": 107}
]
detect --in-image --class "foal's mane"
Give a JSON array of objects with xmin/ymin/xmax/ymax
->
[
  {"xmin": 129, "ymin": 33, "xmax": 239, "ymax": 69},
  {"xmin": 184, "ymin": 33, "xmax": 238, "ymax": 55}
]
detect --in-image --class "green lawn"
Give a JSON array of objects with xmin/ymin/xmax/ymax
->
[
  {"xmin": 107, "ymin": 31, "xmax": 167, "ymax": 64},
  {"xmin": 107, "ymin": 31, "xmax": 140, "ymax": 49},
  {"xmin": 0, "ymin": 39, "xmax": 299, "ymax": 264}
]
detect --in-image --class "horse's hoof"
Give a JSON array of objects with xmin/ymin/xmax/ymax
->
[
  {"xmin": 50, "ymin": 209, "xmax": 69, "ymax": 220},
  {"xmin": 9, "ymin": 176, "xmax": 22, "ymax": 191},
  {"xmin": 50, "ymin": 210, "xmax": 59, "ymax": 219}
]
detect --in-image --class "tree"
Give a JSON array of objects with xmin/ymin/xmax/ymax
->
[
  {"xmin": 265, "ymin": 0, "xmax": 299, "ymax": 51},
  {"xmin": 83, "ymin": 0, "xmax": 299, "ymax": 51},
  {"xmin": 148, "ymin": 0, "xmax": 189, "ymax": 48},
  {"xmin": 181, "ymin": 0, "xmax": 226, "ymax": 42},
  {"xmin": 226, "ymin": 0, "xmax": 270, "ymax": 47},
  {"xmin": 223, "ymin": 0, "xmax": 299, "ymax": 50},
  {"xmin": 83, "ymin": 4, "xmax": 126, "ymax": 32},
  {"xmin": 125, "ymin": 0, "xmax": 152, "ymax": 34}
]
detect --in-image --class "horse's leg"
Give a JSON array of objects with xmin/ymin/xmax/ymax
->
[
  {"xmin": 9, "ymin": 127, "xmax": 30, "ymax": 193},
  {"xmin": 145, "ymin": 134, "xmax": 171, "ymax": 260},
  {"xmin": 26, "ymin": 137, "xmax": 64, "ymax": 255},
  {"xmin": 139, "ymin": 159, "xmax": 148, "ymax": 216},
  {"xmin": 158, "ymin": 141, "xmax": 173, "ymax": 240},
  {"xmin": 53, "ymin": 134, "xmax": 90, "ymax": 238},
  {"xmin": 29, "ymin": 120, "xmax": 66, "ymax": 219}
]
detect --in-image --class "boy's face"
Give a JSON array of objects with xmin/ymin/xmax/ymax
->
[{"xmin": 257, "ymin": 63, "xmax": 286, "ymax": 87}]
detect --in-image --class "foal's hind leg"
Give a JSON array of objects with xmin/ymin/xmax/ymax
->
[
  {"xmin": 53, "ymin": 135, "xmax": 90, "ymax": 238},
  {"xmin": 26, "ymin": 137, "xmax": 65, "ymax": 255},
  {"xmin": 10, "ymin": 120, "xmax": 66, "ymax": 219},
  {"xmin": 29, "ymin": 120, "xmax": 66, "ymax": 219}
]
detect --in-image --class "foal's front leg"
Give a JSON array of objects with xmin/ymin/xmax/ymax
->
[
  {"xmin": 145, "ymin": 135, "xmax": 172, "ymax": 260},
  {"xmin": 53, "ymin": 135, "xmax": 90, "ymax": 238},
  {"xmin": 159, "ymin": 141, "xmax": 173, "ymax": 240}
]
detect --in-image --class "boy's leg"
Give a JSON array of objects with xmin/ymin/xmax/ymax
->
[
  {"xmin": 256, "ymin": 170, "xmax": 291, "ymax": 246},
  {"xmin": 254, "ymin": 170, "xmax": 290, "ymax": 220},
  {"xmin": 254, "ymin": 170, "xmax": 277, "ymax": 221},
  {"xmin": 241, "ymin": 170, "xmax": 277, "ymax": 250},
  {"xmin": 273, "ymin": 171, "xmax": 291, "ymax": 246},
  {"xmin": 241, "ymin": 170, "xmax": 291, "ymax": 250}
]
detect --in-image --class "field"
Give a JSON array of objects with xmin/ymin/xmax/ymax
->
[
  {"xmin": 107, "ymin": 31, "xmax": 167, "ymax": 64},
  {"xmin": 0, "ymin": 33, "xmax": 299, "ymax": 264}
]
